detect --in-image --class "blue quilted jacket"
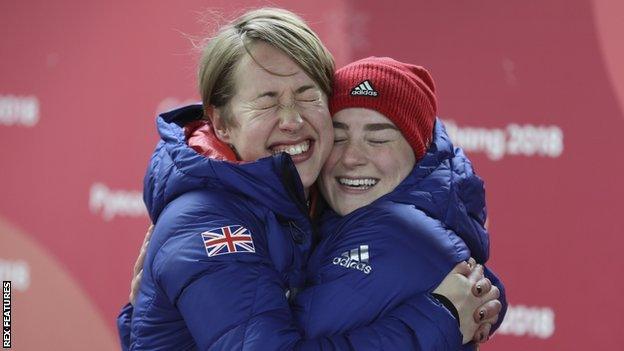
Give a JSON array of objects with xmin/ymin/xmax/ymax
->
[
  {"xmin": 292, "ymin": 120, "xmax": 507, "ymax": 349},
  {"xmin": 117, "ymin": 105, "xmax": 476, "ymax": 350}
]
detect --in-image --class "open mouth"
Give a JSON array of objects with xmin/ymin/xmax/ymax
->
[
  {"xmin": 270, "ymin": 139, "xmax": 314, "ymax": 163},
  {"xmin": 271, "ymin": 140, "xmax": 310, "ymax": 156},
  {"xmin": 336, "ymin": 177, "xmax": 379, "ymax": 190}
]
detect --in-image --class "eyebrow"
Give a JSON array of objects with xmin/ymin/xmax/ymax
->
[
  {"xmin": 254, "ymin": 91, "xmax": 277, "ymax": 100},
  {"xmin": 333, "ymin": 121, "xmax": 349, "ymax": 130},
  {"xmin": 364, "ymin": 123, "xmax": 399, "ymax": 132},
  {"xmin": 295, "ymin": 84, "xmax": 316, "ymax": 94},
  {"xmin": 254, "ymin": 85, "xmax": 317, "ymax": 100},
  {"xmin": 332, "ymin": 122, "xmax": 399, "ymax": 132}
]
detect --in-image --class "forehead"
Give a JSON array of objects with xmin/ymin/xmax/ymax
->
[
  {"xmin": 232, "ymin": 42, "xmax": 316, "ymax": 97},
  {"xmin": 333, "ymin": 108, "xmax": 397, "ymax": 128}
]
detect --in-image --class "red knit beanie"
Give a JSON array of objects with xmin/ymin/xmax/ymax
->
[{"xmin": 329, "ymin": 57, "xmax": 437, "ymax": 159}]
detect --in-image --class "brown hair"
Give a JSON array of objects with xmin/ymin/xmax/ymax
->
[{"xmin": 198, "ymin": 8, "xmax": 335, "ymax": 123}]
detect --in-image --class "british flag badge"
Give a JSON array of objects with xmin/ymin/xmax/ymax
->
[{"xmin": 201, "ymin": 225, "xmax": 255, "ymax": 257}]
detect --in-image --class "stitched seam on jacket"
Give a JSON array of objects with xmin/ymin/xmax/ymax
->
[
  {"xmin": 239, "ymin": 265, "xmax": 262, "ymax": 351},
  {"xmin": 443, "ymin": 158, "xmax": 473, "ymax": 261},
  {"xmin": 131, "ymin": 223, "xmax": 195, "ymax": 348}
]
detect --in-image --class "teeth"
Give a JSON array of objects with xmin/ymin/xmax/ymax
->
[
  {"xmin": 271, "ymin": 140, "xmax": 310, "ymax": 156},
  {"xmin": 338, "ymin": 178, "xmax": 378, "ymax": 188}
]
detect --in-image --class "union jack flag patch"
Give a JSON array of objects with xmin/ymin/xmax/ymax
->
[{"xmin": 201, "ymin": 225, "xmax": 255, "ymax": 257}]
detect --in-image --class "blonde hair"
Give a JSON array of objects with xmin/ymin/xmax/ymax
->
[{"xmin": 198, "ymin": 8, "xmax": 335, "ymax": 122}]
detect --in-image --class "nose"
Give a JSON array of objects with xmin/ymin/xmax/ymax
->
[
  {"xmin": 341, "ymin": 141, "xmax": 367, "ymax": 168},
  {"xmin": 278, "ymin": 106, "xmax": 304, "ymax": 133}
]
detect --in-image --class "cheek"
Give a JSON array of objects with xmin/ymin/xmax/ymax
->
[
  {"xmin": 319, "ymin": 150, "xmax": 340, "ymax": 196},
  {"xmin": 321, "ymin": 147, "xmax": 343, "ymax": 177},
  {"xmin": 377, "ymin": 151, "xmax": 409, "ymax": 178},
  {"xmin": 306, "ymin": 105, "xmax": 332, "ymax": 135},
  {"xmin": 382, "ymin": 149, "xmax": 415, "ymax": 183},
  {"xmin": 312, "ymin": 125, "xmax": 334, "ymax": 167},
  {"xmin": 320, "ymin": 123, "xmax": 334, "ymax": 156},
  {"xmin": 232, "ymin": 124, "xmax": 273, "ymax": 159}
]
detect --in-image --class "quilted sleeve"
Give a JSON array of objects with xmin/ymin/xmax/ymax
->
[{"xmin": 116, "ymin": 303, "xmax": 133, "ymax": 351}]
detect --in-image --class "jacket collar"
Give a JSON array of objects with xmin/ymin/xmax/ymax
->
[{"xmin": 145, "ymin": 104, "xmax": 307, "ymax": 223}]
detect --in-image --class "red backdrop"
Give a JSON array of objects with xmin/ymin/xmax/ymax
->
[{"xmin": 1, "ymin": 0, "xmax": 623, "ymax": 349}]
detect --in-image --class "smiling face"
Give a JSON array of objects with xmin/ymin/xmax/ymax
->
[
  {"xmin": 213, "ymin": 41, "xmax": 334, "ymax": 191},
  {"xmin": 319, "ymin": 108, "xmax": 416, "ymax": 216}
]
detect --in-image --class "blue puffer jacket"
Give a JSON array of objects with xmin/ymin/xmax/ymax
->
[
  {"xmin": 293, "ymin": 120, "xmax": 507, "ymax": 349},
  {"xmin": 117, "ymin": 105, "xmax": 473, "ymax": 350}
]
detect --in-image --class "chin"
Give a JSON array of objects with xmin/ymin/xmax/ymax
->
[
  {"xmin": 297, "ymin": 166, "xmax": 321, "ymax": 190},
  {"xmin": 300, "ymin": 177, "xmax": 313, "ymax": 190},
  {"xmin": 295, "ymin": 172, "xmax": 314, "ymax": 191},
  {"xmin": 335, "ymin": 201, "xmax": 361, "ymax": 216}
]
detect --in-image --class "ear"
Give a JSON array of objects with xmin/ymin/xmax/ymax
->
[{"xmin": 206, "ymin": 105, "xmax": 231, "ymax": 144}]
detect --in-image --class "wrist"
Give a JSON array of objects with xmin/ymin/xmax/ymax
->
[{"xmin": 431, "ymin": 292, "xmax": 460, "ymax": 325}]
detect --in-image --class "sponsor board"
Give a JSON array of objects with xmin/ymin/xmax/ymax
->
[
  {"xmin": 443, "ymin": 119, "xmax": 564, "ymax": 161},
  {"xmin": 497, "ymin": 304, "xmax": 555, "ymax": 339},
  {"xmin": 0, "ymin": 259, "xmax": 29, "ymax": 292},
  {"xmin": 89, "ymin": 183, "xmax": 147, "ymax": 221},
  {"xmin": 0, "ymin": 95, "xmax": 40, "ymax": 127}
]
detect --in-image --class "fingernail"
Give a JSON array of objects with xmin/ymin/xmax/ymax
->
[{"xmin": 479, "ymin": 310, "xmax": 485, "ymax": 320}]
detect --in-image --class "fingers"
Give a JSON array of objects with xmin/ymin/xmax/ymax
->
[
  {"xmin": 483, "ymin": 284, "xmax": 501, "ymax": 301},
  {"xmin": 451, "ymin": 257, "xmax": 479, "ymax": 278},
  {"xmin": 133, "ymin": 225, "xmax": 154, "ymax": 277},
  {"xmin": 451, "ymin": 261, "xmax": 472, "ymax": 277},
  {"xmin": 473, "ymin": 277, "xmax": 492, "ymax": 297},
  {"xmin": 473, "ymin": 299, "xmax": 502, "ymax": 324},
  {"xmin": 467, "ymin": 263, "xmax": 485, "ymax": 285},
  {"xmin": 129, "ymin": 269, "xmax": 143, "ymax": 305},
  {"xmin": 467, "ymin": 257, "xmax": 477, "ymax": 269},
  {"xmin": 146, "ymin": 224, "xmax": 154, "ymax": 240},
  {"xmin": 130, "ymin": 224, "xmax": 153, "ymax": 305},
  {"xmin": 473, "ymin": 322, "xmax": 492, "ymax": 343},
  {"xmin": 142, "ymin": 224, "xmax": 154, "ymax": 250},
  {"xmin": 132, "ymin": 244, "xmax": 148, "ymax": 277}
]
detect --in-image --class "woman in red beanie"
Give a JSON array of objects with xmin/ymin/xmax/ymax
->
[{"xmin": 293, "ymin": 56, "xmax": 507, "ymax": 347}]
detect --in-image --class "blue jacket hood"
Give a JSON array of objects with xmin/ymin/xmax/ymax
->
[
  {"xmin": 143, "ymin": 104, "xmax": 307, "ymax": 223},
  {"xmin": 389, "ymin": 119, "xmax": 490, "ymax": 262}
]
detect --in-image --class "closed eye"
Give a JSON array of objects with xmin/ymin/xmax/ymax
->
[
  {"xmin": 257, "ymin": 104, "xmax": 277, "ymax": 110},
  {"xmin": 297, "ymin": 98, "xmax": 320, "ymax": 103}
]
